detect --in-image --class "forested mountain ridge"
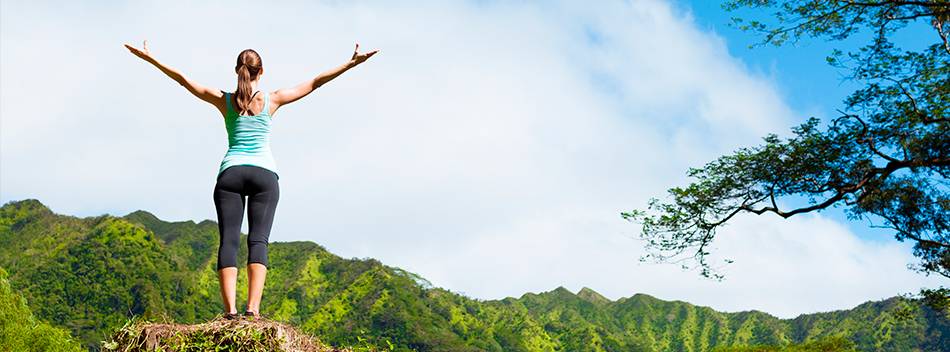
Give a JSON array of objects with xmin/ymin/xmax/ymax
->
[{"xmin": 0, "ymin": 198, "xmax": 946, "ymax": 351}]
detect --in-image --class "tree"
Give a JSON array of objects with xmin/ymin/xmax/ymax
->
[{"xmin": 622, "ymin": 0, "xmax": 948, "ymax": 305}]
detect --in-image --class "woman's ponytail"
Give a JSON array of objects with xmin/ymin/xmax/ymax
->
[{"xmin": 234, "ymin": 49, "xmax": 262, "ymax": 116}]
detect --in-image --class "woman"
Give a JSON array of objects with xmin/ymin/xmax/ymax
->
[{"xmin": 124, "ymin": 40, "xmax": 379, "ymax": 320}]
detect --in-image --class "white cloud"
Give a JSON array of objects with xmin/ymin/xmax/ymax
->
[
  {"xmin": 659, "ymin": 210, "xmax": 942, "ymax": 317},
  {"xmin": 1, "ymin": 0, "xmax": 943, "ymax": 319}
]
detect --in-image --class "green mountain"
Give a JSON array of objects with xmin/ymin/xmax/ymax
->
[{"xmin": 0, "ymin": 198, "xmax": 946, "ymax": 351}]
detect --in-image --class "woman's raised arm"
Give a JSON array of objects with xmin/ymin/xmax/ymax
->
[
  {"xmin": 271, "ymin": 42, "xmax": 379, "ymax": 113},
  {"xmin": 124, "ymin": 40, "xmax": 224, "ymax": 113}
]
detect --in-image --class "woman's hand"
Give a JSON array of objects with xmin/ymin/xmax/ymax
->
[
  {"xmin": 124, "ymin": 40, "xmax": 152, "ymax": 61},
  {"xmin": 350, "ymin": 42, "xmax": 379, "ymax": 65}
]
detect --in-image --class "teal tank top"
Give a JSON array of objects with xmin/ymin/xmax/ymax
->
[{"xmin": 218, "ymin": 90, "xmax": 279, "ymax": 179}]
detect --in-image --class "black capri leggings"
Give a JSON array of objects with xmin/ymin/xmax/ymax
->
[{"xmin": 213, "ymin": 165, "xmax": 279, "ymax": 271}]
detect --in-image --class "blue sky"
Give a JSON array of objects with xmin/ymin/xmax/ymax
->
[
  {"xmin": 1, "ymin": 0, "xmax": 944, "ymax": 319},
  {"xmin": 680, "ymin": 0, "xmax": 934, "ymax": 114}
]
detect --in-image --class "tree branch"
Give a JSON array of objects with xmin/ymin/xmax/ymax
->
[{"xmin": 736, "ymin": 156, "xmax": 949, "ymax": 219}]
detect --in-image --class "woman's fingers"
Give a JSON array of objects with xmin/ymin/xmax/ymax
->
[
  {"xmin": 124, "ymin": 40, "xmax": 149, "ymax": 59},
  {"xmin": 360, "ymin": 49, "xmax": 379, "ymax": 61},
  {"xmin": 124, "ymin": 43, "xmax": 140, "ymax": 56},
  {"xmin": 350, "ymin": 42, "xmax": 379, "ymax": 64}
]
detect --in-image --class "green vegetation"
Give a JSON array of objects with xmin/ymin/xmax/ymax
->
[
  {"xmin": 712, "ymin": 335, "xmax": 857, "ymax": 351},
  {"xmin": 1, "ymin": 198, "xmax": 947, "ymax": 351},
  {"xmin": 0, "ymin": 266, "xmax": 85, "ymax": 352}
]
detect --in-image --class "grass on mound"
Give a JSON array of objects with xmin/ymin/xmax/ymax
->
[{"xmin": 101, "ymin": 315, "xmax": 349, "ymax": 352}]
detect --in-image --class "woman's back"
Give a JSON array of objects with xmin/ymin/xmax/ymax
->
[
  {"xmin": 227, "ymin": 90, "xmax": 273, "ymax": 117},
  {"xmin": 219, "ymin": 90, "xmax": 278, "ymax": 179}
]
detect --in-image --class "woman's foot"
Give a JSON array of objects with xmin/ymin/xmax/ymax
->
[
  {"xmin": 243, "ymin": 310, "xmax": 263, "ymax": 320},
  {"xmin": 221, "ymin": 310, "xmax": 241, "ymax": 320}
]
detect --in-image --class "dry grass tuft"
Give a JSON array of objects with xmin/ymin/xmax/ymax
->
[{"xmin": 101, "ymin": 314, "xmax": 352, "ymax": 352}]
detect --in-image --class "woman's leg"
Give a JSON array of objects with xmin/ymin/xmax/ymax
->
[
  {"xmin": 246, "ymin": 263, "xmax": 267, "ymax": 315},
  {"xmin": 217, "ymin": 268, "xmax": 238, "ymax": 314},
  {"xmin": 245, "ymin": 167, "xmax": 279, "ymax": 314},
  {"xmin": 213, "ymin": 168, "xmax": 246, "ymax": 314}
]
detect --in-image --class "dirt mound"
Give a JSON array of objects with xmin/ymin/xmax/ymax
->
[{"xmin": 101, "ymin": 315, "xmax": 349, "ymax": 352}]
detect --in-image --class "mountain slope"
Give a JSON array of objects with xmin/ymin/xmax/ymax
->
[{"xmin": 0, "ymin": 198, "xmax": 946, "ymax": 352}]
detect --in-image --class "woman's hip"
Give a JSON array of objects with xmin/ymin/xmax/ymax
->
[{"xmin": 215, "ymin": 165, "xmax": 279, "ymax": 194}]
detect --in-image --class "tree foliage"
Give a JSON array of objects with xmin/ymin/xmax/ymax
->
[
  {"xmin": 0, "ymin": 266, "xmax": 85, "ymax": 352},
  {"xmin": 622, "ymin": 0, "xmax": 949, "ymax": 304}
]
